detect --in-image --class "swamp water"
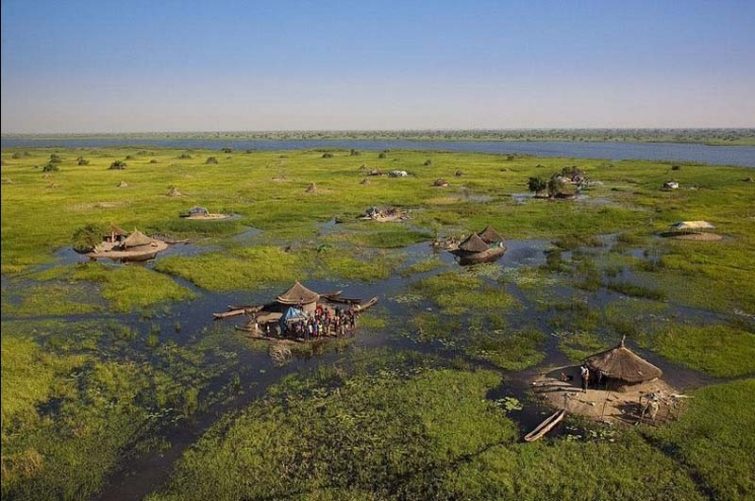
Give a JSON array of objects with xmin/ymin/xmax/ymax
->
[{"xmin": 1, "ymin": 228, "xmax": 737, "ymax": 501}]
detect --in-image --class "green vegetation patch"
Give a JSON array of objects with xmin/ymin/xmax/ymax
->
[
  {"xmin": 468, "ymin": 328, "xmax": 545, "ymax": 370},
  {"xmin": 559, "ymin": 331, "xmax": 610, "ymax": 362},
  {"xmin": 413, "ymin": 271, "xmax": 519, "ymax": 315},
  {"xmin": 148, "ymin": 366, "xmax": 515, "ymax": 500},
  {"xmin": 644, "ymin": 324, "xmax": 755, "ymax": 377},
  {"xmin": 649, "ymin": 379, "xmax": 755, "ymax": 500}
]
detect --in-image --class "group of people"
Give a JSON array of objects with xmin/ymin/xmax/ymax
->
[
  {"xmin": 263, "ymin": 305, "xmax": 358, "ymax": 339},
  {"xmin": 578, "ymin": 365, "xmax": 604, "ymax": 392}
]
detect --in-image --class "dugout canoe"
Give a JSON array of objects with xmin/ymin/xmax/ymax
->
[{"xmin": 524, "ymin": 409, "xmax": 566, "ymax": 442}]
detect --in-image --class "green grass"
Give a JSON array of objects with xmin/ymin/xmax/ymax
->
[
  {"xmin": 559, "ymin": 331, "xmax": 610, "ymax": 362},
  {"xmin": 413, "ymin": 271, "xmax": 519, "ymax": 315},
  {"xmin": 468, "ymin": 328, "xmax": 546, "ymax": 370},
  {"xmin": 648, "ymin": 378, "xmax": 755, "ymax": 500},
  {"xmin": 642, "ymin": 324, "xmax": 755, "ymax": 377}
]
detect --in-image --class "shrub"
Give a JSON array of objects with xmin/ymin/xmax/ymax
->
[
  {"xmin": 378, "ymin": 152, "xmax": 387, "ymax": 159},
  {"xmin": 49, "ymin": 153, "xmax": 62, "ymax": 164},
  {"xmin": 221, "ymin": 148, "xmax": 232, "ymax": 153},
  {"xmin": 349, "ymin": 149, "xmax": 361, "ymax": 156},
  {"xmin": 125, "ymin": 155, "xmax": 134, "ymax": 160},
  {"xmin": 76, "ymin": 157, "xmax": 90, "ymax": 166},
  {"xmin": 424, "ymin": 159, "xmax": 432, "ymax": 166},
  {"xmin": 41, "ymin": 162, "xmax": 59, "ymax": 172},
  {"xmin": 671, "ymin": 165, "xmax": 681, "ymax": 171},
  {"xmin": 178, "ymin": 153, "xmax": 192, "ymax": 159},
  {"xmin": 321, "ymin": 152, "xmax": 334, "ymax": 158},
  {"xmin": 72, "ymin": 223, "xmax": 106, "ymax": 253},
  {"xmin": 205, "ymin": 156, "xmax": 218, "ymax": 164},
  {"xmin": 11, "ymin": 152, "xmax": 21, "ymax": 159},
  {"xmin": 109, "ymin": 160, "xmax": 127, "ymax": 170},
  {"xmin": 528, "ymin": 176, "xmax": 547, "ymax": 194},
  {"xmin": 149, "ymin": 159, "xmax": 158, "ymax": 164}
]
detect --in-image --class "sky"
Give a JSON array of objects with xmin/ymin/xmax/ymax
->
[{"xmin": 1, "ymin": 0, "xmax": 754, "ymax": 133}]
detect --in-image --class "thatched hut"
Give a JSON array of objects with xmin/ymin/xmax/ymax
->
[
  {"xmin": 457, "ymin": 232, "xmax": 489, "ymax": 254},
  {"xmin": 276, "ymin": 281, "xmax": 320, "ymax": 314},
  {"xmin": 477, "ymin": 225, "xmax": 504, "ymax": 244},
  {"xmin": 451, "ymin": 232, "xmax": 505, "ymax": 265},
  {"xmin": 585, "ymin": 337, "xmax": 662, "ymax": 389},
  {"xmin": 104, "ymin": 224, "xmax": 129, "ymax": 244},
  {"xmin": 117, "ymin": 229, "xmax": 153, "ymax": 250}
]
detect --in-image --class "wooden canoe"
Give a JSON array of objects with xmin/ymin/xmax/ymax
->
[
  {"xmin": 524, "ymin": 409, "xmax": 566, "ymax": 442},
  {"xmin": 325, "ymin": 295, "xmax": 379, "ymax": 311}
]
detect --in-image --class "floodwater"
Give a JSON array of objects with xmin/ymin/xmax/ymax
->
[
  {"xmin": 3, "ymin": 137, "xmax": 755, "ymax": 167},
  {"xmin": 1, "ymin": 229, "xmax": 740, "ymax": 501}
]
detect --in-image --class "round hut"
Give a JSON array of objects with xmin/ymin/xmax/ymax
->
[
  {"xmin": 117, "ymin": 229, "xmax": 154, "ymax": 251},
  {"xmin": 585, "ymin": 337, "xmax": 662, "ymax": 391},
  {"xmin": 104, "ymin": 224, "xmax": 129, "ymax": 244},
  {"xmin": 477, "ymin": 225, "xmax": 504, "ymax": 245},
  {"xmin": 276, "ymin": 281, "xmax": 320, "ymax": 314}
]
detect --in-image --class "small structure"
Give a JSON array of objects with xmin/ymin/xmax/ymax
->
[
  {"xmin": 662, "ymin": 181, "xmax": 679, "ymax": 190},
  {"xmin": 180, "ymin": 206, "xmax": 231, "ymax": 220},
  {"xmin": 389, "ymin": 170, "xmax": 408, "ymax": 177},
  {"xmin": 276, "ymin": 281, "xmax": 320, "ymax": 314},
  {"xmin": 183, "ymin": 206, "xmax": 209, "ymax": 217},
  {"xmin": 585, "ymin": 337, "xmax": 663, "ymax": 390},
  {"xmin": 663, "ymin": 221, "xmax": 722, "ymax": 241},
  {"xmin": 214, "ymin": 283, "xmax": 378, "ymax": 343},
  {"xmin": 477, "ymin": 225, "xmax": 504, "ymax": 245},
  {"xmin": 103, "ymin": 224, "xmax": 129, "ymax": 244},
  {"xmin": 450, "ymin": 230, "xmax": 506, "ymax": 265},
  {"xmin": 449, "ymin": 225, "xmax": 506, "ymax": 265},
  {"xmin": 87, "ymin": 228, "xmax": 168, "ymax": 262},
  {"xmin": 360, "ymin": 206, "xmax": 409, "ymax": 222}
]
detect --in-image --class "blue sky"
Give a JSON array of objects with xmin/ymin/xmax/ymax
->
[{"xmin": 2, "ymin": 0, "xmax": 754, "ymax": 132}]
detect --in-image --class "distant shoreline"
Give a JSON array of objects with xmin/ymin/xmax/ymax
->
[{"xmin": 3, "ymin": 128, "xmax": 755, "ymax": 147}]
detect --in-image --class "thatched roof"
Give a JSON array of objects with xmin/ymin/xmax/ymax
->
[
  {"xmin": 477, "ymin": 225, "xmax": 503, "ymax": 244},
  {"xmin": 585, "ymin": 337, "xmax": 662, "ymax": 384},
  {"xmin": 277, "ymin": 281, "xmax": 320, "ymax": 305},
  {"xmin": 458, "ymin": 232, "xmax": 490, "ymax": 253},
  {"xmin": 120, "ymin": 229, "xmax": 152, "ymax": 248},
  {"xmin": 105, "ymin": 223, "xmax": 128, "ymax": 237},
  {"xmin": 670, "ymin": 221, "xmax": 715, "ymax": 231}
]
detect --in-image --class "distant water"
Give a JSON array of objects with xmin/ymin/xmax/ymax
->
[{"xmin": 2, "ymin": 138, "xmax": 754, "ymax": 167}]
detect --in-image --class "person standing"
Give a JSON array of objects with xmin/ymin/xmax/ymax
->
[{"xmin": 580, "ymin": 365, "xmax": 590, "ymax": 392}]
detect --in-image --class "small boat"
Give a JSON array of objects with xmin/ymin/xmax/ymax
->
[
  {"xmin": 454, "ymin": 246, "xmax": 506, "ymax": 265},
  {"xmin": 213, "ymin": 308, "xmax": 248, "ymax": 319},
  {"xmin": 524, "ymin": 409, "xmax": 566, "ymax": 442},
  {"xmin": 324, "ymin": 295, "xmax": 379, "ymax": 311}
]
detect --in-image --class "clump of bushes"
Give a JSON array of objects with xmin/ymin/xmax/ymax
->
[
  {"xmin": 149, "ymin": 159, "xmax": 158, "ymax": 164},
  {"xmin": 528, "ymin": 176, "xmax": 547, "ymax": 195},
  {"xmin": 41, "ymin": 162, "xmax": 59, "ymax": 172},
  {"xmin": 178, "ymin": 153, "xmax": 192, "ymax": 159},
  {"xmin": 49, "ymin": 153, "xmax": 63, "ymax": 164},
  {"xmin": 221, "ymin": 148, "xmax": 232, "ymax": 153},
  {"xmin": 109, "ymin": 160, "xmax": 127, "ymax": 170},
  {"xmin": 72, "ymin": 223, "xmax": 106, "ymax": 253},
  {"xmin": 424, "ymin": 159, "xmax": 432, "ymax": 166},
  {"xmin": 205, "ymin": 156, "xmax": 218, "ymax": 164},
  {"xmin": 671, "ymin": 165, "xmax": 681, "ymax": 171},
  {"xmin": 125, "ymin": 155, "xmax": 134, "ymax": 160},
  {"xmin": 11, "ymin": 152, "xmax": 21, "ymax": 159},
  {"xmin": 77, "ymin": 156, "xmax": 90, "ymax": 166},
  {"xmin": 321, "ymin": 152, "xmax": 334, "ymax": 158},
  {"xmin": 378, "ymin": 152, "xmax": 387, "ymax": 159},
  {"xmin": 349, "ymin": 149, "xmax": 361, "ymax": 156}
]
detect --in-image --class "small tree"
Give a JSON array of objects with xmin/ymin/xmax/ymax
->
[
  {"xmin": 205, "ymin": 156, "xmax": 218, "ymax": 164},
  {"xmin": 49, "ymin": 154, "xmax": 63, "ymax": 164},
  {"xmin": 109, "ymin": 160, "xmax": 127, "ymax": 170},
  {"xmin": 424, "ymin": 159, "xmax": 432, "ymax": 166},
  {"xmin": 77, "ymin": 156, "xmax": 90, "ymax": 166},
  {"xmin": 178, "ymin": 153, "xmax": 192, "ymax": 159},
  {"xmin": 378, "ymin": 152, "xmax": 387, "ymax": 159},
  {"xmin": 321, "ymin": 152, "xmax": 334, "ymax": 158},
  {"xmin": 349, "ymin": 149, "xmax": 361, "ymax": 156},
  {"xmin": 72, "ymin": 223, "xmax": 106, "ymax": 253},
  {"xmin": 42, "ymin": 162, "xmax": 59, "ymax": 172},
  {"xmin": 528, "ymin": 176, "xmax": 547, "ymax": 195},
  {"xmin": 221, "ymin": 148, "xmax": 232, "ymax": 154}
]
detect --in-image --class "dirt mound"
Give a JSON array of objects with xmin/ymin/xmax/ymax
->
[
  {"xmin": 305, "ymin": 182, "xmax": 317, "ymax": 193},
  {"xmin": 117, "ymin": 181, "xmax": 128, "ymax": 188},
  {"xmin": 669, "ymin": 232, "xmax": 723, "ymax": 241}
]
